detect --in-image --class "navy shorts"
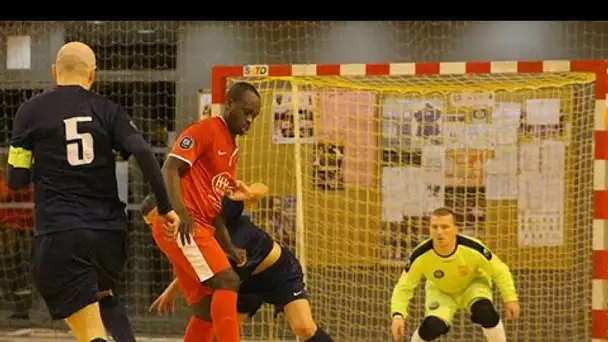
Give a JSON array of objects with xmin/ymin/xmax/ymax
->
[
  {"xmin": 238, "ymin": 247, "xmax": 307, "ymax": 317},
  {"xmin": 30, "ymin": 229, "xmax": 127, "ymax": 320}
]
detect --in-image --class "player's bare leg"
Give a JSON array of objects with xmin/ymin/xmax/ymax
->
[
  {"xmin": 283, "ymin": 298, "xmax": 333, "ymax": 341},
  {"xmin": 63, "ymin": 302, "xmax": 108, "ymax": 342},
  {"xmin": 469, "ymin": 299, "xmax": 506, "ymax": 342}
]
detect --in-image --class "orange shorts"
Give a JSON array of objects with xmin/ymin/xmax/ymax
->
[{"xmin": 152, "ymin": 219, "xmax": 230, "ymax": 306}]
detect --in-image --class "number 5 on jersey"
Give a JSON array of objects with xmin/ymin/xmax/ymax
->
[{"xmin": 63, "ymin": 116, "xmax": 94, "ymax": 166}]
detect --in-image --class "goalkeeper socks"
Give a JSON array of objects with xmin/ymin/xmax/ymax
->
[
  {"xmin": 482, "ymin": 320, "xmax": 506, "ymax": 342},
  {"xmin": 307, "ymin": 327, "xmax": 333, "ymax": 341},
  {"xmin": 411, "ymin": 329, "xmax": 429, "ymax": 342},
  {"xmin": 184, "ymin": 316, "xmax": 214, "ymax": 342},
  {"xmin": 211, "ymin": 289, "xmax": 240, "ymax": 342},
  {"xmin": 99, "ymin": 295, "xmax": 135, "ymax": 342}
]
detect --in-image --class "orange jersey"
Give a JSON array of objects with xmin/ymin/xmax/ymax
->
[{"xmin": 169, "ymin": 116, "xmax": 239, "ymax": 225}]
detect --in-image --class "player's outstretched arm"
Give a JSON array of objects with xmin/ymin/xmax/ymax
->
[
  {"xmin": 149, "ymin": 277, "xmax": 181, "ymax": 316},
  {"xmin": 7, "ymin": 102, "xmax": 34, "ymax": 190}
]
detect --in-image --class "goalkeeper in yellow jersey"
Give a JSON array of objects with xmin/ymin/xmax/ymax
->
[{"xmin": 390, "ymin": 207, "xmax": 520, "ymax": 342}]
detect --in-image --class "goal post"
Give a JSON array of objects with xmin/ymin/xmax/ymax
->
[{"xmin": 211, "ymin": 60, "xmax": 608, "ymax": 341}]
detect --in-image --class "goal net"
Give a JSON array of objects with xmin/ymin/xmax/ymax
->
[
  {"xmin": 220, "ymin": 69, "xmax": 595, "ymax": 341},
  {"xmin": 0, "ymin": 21, "xmax": 604, "ymax": 342}
]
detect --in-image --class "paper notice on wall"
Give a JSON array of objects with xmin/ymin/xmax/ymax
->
[
  {"xmin": 381, "ymin": 167, "xmax": 407, "ymax": 222},
  {"xmin": 422, "ymin": 182, "xmax": 445, "ymax": 215},
  {"xmin": 492, "ymin": 102, "xmax": 521, "ymax": 145},
  {"xmin": 486, "ymin": 146, "xmax": 518, "ymax": 175},
  {"xmin": 421, "ymin": 145, "xmax": 446, "ymax": 185},
  {"xmin": 485, "ymin": 173, "xmax": 518, "ymax": 200},
  {"xmin": 467, "ymin": 123, "xmax": 492, "ymax": 149},
  {"xmin": 541, "ymin": 140, "xmax": 566, "ymax": 178},
  {"xmin": 519, "ymin": 142, "xmax": 541, "ymax": 174},
  {"xmin": 401, "ymin": 167, "xmax": 427, "ymax": 217},
  {"xmin": 442, "ymin": 121, "xmax": 466, "ymax": 149},
  {"xmin": 518, "ymin": 173, "xmax": 564, "ymax": 212},
  {"xmin": 525, "ymin": 99, "xmax": 561, "ymax": 126},
  {"xmin": 518, "ymin": 210, "xmax": 564, "ymax": 247}
]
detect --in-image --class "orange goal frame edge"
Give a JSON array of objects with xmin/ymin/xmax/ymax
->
[{"xmin": 210, "ymin": 60, "xmax": 608, "ymax": 340}]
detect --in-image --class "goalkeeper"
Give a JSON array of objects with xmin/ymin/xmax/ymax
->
[{"xmin": 390, "ymin": 207, "xmax": 520, "ymax": 342}]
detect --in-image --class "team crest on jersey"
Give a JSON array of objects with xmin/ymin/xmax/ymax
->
[
  {"xmin": 457, "ymin": 265, "xmax": 470, "ymax": 277},
  {"xmin": 211, "ymin": 172, "xmax": 233, "ymax": 202},
  {"xmin": 179, "ymin": 136, "xmax": 194, "ymax": 150},
  {"xmin": 433, "ymin": 270, "xmax": 444, "ymax": 279},
  {"xmin": 428, "ymin": 301, "xmax": 440, "ymax": 310}
]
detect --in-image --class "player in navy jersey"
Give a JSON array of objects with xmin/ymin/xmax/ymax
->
[
  {"xmin": 7, "ymin": 41, "xmax": 180, "ymax": 342},
  {"xmin": 143, "ymin": 194, "xmax": 333, "ymax": 342}
]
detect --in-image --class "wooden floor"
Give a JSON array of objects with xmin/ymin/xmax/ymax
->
[{"xmin": 0, "ymin": 328, "xmax": 295, "ymax": 342}]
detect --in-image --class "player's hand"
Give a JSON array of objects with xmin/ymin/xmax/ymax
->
[
  {"xmin": 160, "ymin": 210, "xmax": 180, "ymax": 241},
  {"xmin": 227, "ymin": 180, "xmax": 255, "ymax": 201},
  {"xmin": 177, "ymin": 211, "xmax": 195, "ymax": 246},
  {"xmin": 244, "ymin": 182, "xmax": 268, "ymax": 205},
  {"xmin": 149, "ymin": 289, "xmax": 177, "ymax": 316},
  {"xmin": 391, "ymin": 316, "xmax": 405, "ymax": 341},
  {"xmin": 505, "ymin": 301, "xmax": 521, "ymax": 320},
  {"xmin": 229, "ymin": 248, "xmax": 247, "ymax": 267}
]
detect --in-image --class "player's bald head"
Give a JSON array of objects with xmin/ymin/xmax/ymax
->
[{"xmin": 53, "ymin": 42, "xmax": 96, "ymax": 86}]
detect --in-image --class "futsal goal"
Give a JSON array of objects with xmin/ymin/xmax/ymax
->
[{"xmin": 211, "ymin": 60, "xmax": 607, "ymax": 342}]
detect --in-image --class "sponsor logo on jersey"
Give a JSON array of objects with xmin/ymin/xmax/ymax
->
[{"xmin": 211, "ymin": 172, "xmax": 233, "ymax": 203}]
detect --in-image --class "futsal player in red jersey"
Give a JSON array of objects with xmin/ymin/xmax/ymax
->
[{"xmin": 152, "ymin": 82, "xmax": 261, "ymax": 342}]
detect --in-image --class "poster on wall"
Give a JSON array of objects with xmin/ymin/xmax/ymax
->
[
  {"xmin": 517, "ymin": 140, "xmax": 566, "ymax": 247},
  {"xmin": 312, "ymin": 142, "xmax": 345, "ymax": 191},
  {"xmin": 198, "ymin": 90, "xmax": 212, "ymax": 120},
  {"xmin": 466, "ymin": 107, "xmax": 493, "ymax": 149},
  {"xmin": 272, "ymin": 92, "xmax": 316, "ymax": 144},
  {"xmin": 381, "ymin": 164, "xmax": 445, "ymax": 221},
  {"xmin": 491, "ymin": 102, "xmax": 521, "ymax": 146},
  {"xmin": 381, "ymin": 97, "xmax": 444, "ymax": 149},
  {"xmin": 484, "ymin": 146, "xmax": 518, "ymax": 200},
  {"xmin": 317, "ymin": 92, "xmax": 378, "ymax": 188},
  {"xmin": 444, "ymin": 150, "xmax": 486, "ymax": 187}
]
